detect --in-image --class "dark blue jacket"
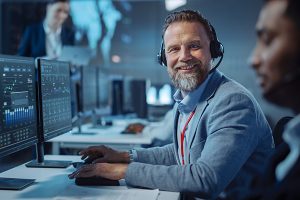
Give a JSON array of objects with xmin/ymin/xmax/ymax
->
[
  {"xmin": 243, "ymin": 142, "xmax": 300, "ymax": 200},
  {"xmin": 18, "ymin": 22, "xmax": 75, "ymax": 58}
]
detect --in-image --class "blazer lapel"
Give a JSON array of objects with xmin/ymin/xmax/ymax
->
[
  {"xmin": 186, "ymin": 100, "xmax": 209, "ymax": 159},
  {"xmin": 173, "ymin": 103, "xmax": 181, "ymax": 164},
  {"xmin": 187, "ymin": 71, "xmax": 224, "ymax": 158},
  {"xmin": 39, "ymin": 22, "xmax": 46, "ymax": 56}
]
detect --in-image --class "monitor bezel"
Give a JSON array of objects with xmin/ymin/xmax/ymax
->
[
  {"xmin": 36, "ymin": 58, "xmax": 72, "ymax": 142},
  {"xmin": 0, "ymin": 54, "xmax": 38, "ymax": 159},
  {"xmin": 80, "ymin": 65, "xmax": 98, "ymax": 115}
]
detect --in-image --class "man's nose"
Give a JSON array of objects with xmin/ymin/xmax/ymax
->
[
  {"xmin": 179, "ymin": 47, "xmax": 192, "ymax": 62},
  {"xmin": 249, "ymin": 46, "xmax": 261, "ymax": 70}
]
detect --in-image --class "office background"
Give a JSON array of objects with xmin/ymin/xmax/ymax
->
[{"xmin": 0, "ymin": 0, "xmax": 293, "ymax": 171}]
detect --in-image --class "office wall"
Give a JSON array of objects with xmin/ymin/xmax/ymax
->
[
  {"xmin": 108, "ymin": 0, "xmax": 292, "ymax": 125},
  {"xmin": 0, "ymin": 1, "xmax": 2, "ymax": 53},
  {"xmin": 0, "ymin": 0, "xmax": 293, "ymax": 125},
  {"xmin": 0, "ymin": 1, "xmax": 47, "ymax": 55}
]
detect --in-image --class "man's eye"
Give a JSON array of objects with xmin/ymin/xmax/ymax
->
[
  {"xmin": 190, "ymin": 44, "xmax": 201, "ymax": 49},
  {"xmin": 261, "ymin": 34, "xmax": 273, "ymax": 46},
  {"xmin": 168, "ymin": 47, "xmax": 179, "ymax": 53}
]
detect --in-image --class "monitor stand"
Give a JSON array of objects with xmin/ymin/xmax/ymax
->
[
  {"xmin": 25, "ymin": 143, "xmax": 71, "ymax": 168},
  {"xmin": 0, "ymin": 177, "xmax": 35, "ymax": 190},
  {"xmin": 71, "ymin": 113, "xmax": 96, "ymax": 135},
  {"xmin": 89, "ymin": 113, "xmax": 112, "ymax": 130}
]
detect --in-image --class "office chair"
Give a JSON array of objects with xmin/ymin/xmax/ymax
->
[{"xmin": 272, "ymin": 116, "xmax": 293, "ymax": 147}]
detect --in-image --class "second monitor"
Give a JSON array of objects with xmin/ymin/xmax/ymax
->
[{"xmin": 26, "ymin": 59, "xmax": 72, "ymax": 168}]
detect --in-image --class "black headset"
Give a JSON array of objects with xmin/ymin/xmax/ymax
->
[{"xmin": 157, "ymin": 23, "xmax": 224, "ymax": 72}]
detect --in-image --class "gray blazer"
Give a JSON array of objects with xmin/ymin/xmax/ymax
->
[{"xmin": 125, "ymin": 70, "xmax": 273, "ymax": 199}]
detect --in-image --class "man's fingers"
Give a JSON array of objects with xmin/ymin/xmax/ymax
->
[
  {"xmin": 80, "ymin": 154, "xmax": 87, "ymax": 160},
  {"xmin": 69, "ymin": 164, "xmax": 96, "ymax": 178},
  {"xmin": 92, "ymin": 157, "xmax": 107, "ymax": 163}
]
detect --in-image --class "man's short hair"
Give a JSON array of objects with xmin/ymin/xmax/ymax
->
[
  {"xmin": 265, "ymin": 0, "xmax": 300, "ymax": 29},
  {"xmin": 285, "ymin": 0, "xmax": 300, "ymax": 29},
  {"xmin": 162, "ymin": 9, "xmax": 214, "ymax": 41}
]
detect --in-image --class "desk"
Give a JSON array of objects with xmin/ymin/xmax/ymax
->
[
  {"xmin": 50, "ymin": 121, "xmax": 154, "ymax": 154},
  {"xmin": 0, "ymin": 155, "xmax": 179, "ymax": 200}
]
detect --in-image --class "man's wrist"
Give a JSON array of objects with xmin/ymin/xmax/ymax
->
[
  {"xmin": 128, "ymin": 149, "xmax": 135, "ymax": 163},
  {"xmin": 118, "ymin": 151, "xmax": 130, "ymax": 163}
]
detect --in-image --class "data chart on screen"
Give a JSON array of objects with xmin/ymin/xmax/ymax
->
[
  {"xmin": 39, "ymin": 59, "xmax": 72, "ymax": 141},
  {"xmin": 0, "ymin": 56, "xmax": 37, "ymax": 156}
]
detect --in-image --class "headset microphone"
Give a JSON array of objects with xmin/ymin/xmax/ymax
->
[{"xmin": 208, "ymin": 43, "xmax": 224, "ymax": 74}]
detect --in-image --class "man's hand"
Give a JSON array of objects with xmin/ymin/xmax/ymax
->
[
  {"xmin": 68, "ymin": 163, "xmax": 128, "ymax": 180},
  {"xmin": 79, "ymin": 145, "xmax": 130, "ymax": 164}
]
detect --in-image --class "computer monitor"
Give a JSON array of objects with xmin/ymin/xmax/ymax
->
[
  {"xmin": 147, "ymin": 83, "xmax": 174, "ymax": 106},
  {"xmin": 97, "ymin": 71, "xmax": 111, "ymax": 110},
  {"xmin": 26, "ymin": 59, "xmax": 72, "ymax": 168},
  {"xmin": 123, "ymin": 77, "xmax": 134, "ymax": 114},
  {"xmin": 70, "ymin": 69, "xmax": 80, "ymax": 118},
  {"xmin": 111, "ymin": 79, "xmax": 124, "ymax": 115},
  {"xmin": 0, "ymin": 55, "xmax": 37, "ymax": 190},
  {"xmin": 81, "ymin": 65, "xmax": 97, "ymax": 115},
  {"xmin": 70, "ymin": 65, "xmax": 98, "ymax": 134}
]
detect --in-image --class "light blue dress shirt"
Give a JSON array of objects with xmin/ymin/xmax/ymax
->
[{"xmin": 173, "ymin": 74, "xmax": 212, "ymax": 164}]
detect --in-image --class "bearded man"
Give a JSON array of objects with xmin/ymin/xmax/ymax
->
[{"xmin": 69, "ymin": 10, "xmax": 273, "ymax": 200}]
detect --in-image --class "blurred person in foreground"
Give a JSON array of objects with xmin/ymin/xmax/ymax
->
[{"xmin": 245, "ymin": 0, "xmax": 300, "ymax": 199}]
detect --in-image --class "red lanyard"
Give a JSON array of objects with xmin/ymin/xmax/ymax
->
[{"xmin": 180, "ymin": 110, "xmax": 196, "ymax": 165}]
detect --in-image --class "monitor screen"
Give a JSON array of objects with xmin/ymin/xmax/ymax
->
[
  {"xmin": 147, "ymin": 83, "xmax": 174, "ymax": 106},
  {"xmin": 0, "ymin": 55, "xmax": 38, "ymax": 158},
  {"xmin": 81, "ymin": 66, "xmax": 97, "ymax": 113},
  {"xmin": 38, "ymin": 59, "xmax": 72, "ymax": 141},
  {"xmin": 97, "ymin": 71, "xmax": 111, "ymax": 109},
  {"xmin": 70, "ymin": 69, "xmax": 80, "ymax": 118}
]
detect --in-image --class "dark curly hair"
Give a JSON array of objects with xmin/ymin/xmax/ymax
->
[{"xmin": 265, "ymin": 0, "xmax": 300, "ymax": 29}]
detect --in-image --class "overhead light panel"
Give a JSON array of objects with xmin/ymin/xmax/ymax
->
[{"xmin": 165, "ymin": 0, "xmax": 187, "ymax": 11}]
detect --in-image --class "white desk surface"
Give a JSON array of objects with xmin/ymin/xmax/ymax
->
[
  {"xmin": 0, "ymin": 155, "xmax": 179, "ymax": 200},
  {"xmin": 50, "ymin": 123, "xmax": 153, "ymax": 145}
]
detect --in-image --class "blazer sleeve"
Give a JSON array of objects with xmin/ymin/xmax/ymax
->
[
  {"xmin": 125, "ymin": 92, "xmax": 271, "ymax": 199},
  {"xmin": 135, "ymin": 143, "xmax": 177, "ymax": 165},
  {"xmin": 18, "ymin": 26, "xmax": 32, "ymax": 57}
]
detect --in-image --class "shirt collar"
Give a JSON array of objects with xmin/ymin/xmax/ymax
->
[
  {"xmin": 173, "ymin": 73, "xmax": 212, "ymax": 114},
  {"xmin": 43, "ymin": 20, "xmax": 62, "ymax": 35}
]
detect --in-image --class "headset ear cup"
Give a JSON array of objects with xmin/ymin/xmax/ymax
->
[
  {"xmin": 157, "ymin": 41, "xmax": 167, "ymax": 67},
  {"xmin": 161, "ymin": 49, "xmax": 167, "ymax": 66},
  {"xmin": 157, "ymin": 53, "xmax": 163, "ymax": 66},
  {"xmin": 210, "ymin": 41, "xmax": 223, "ymax": 59}
]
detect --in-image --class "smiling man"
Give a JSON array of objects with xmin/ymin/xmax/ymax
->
[{"xmin": 69, "ymin": 10, "xmax": 273, "ymax": 199}]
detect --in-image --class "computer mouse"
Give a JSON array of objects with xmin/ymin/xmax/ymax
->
[{"xmin": 75, "ymin": 176, "xmax": 120, "ymax": 186}]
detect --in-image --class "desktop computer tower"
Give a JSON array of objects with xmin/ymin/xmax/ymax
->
[
  {"xmin": 111, "ymin": 80, "xmax": 124, "ymax": 115},
  {"xmin": 130, "ymin": 80, "xmax": 148, "ymax": 118}
]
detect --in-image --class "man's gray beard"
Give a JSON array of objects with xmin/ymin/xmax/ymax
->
[{"xmin": 169, "ymin": 71, "xmax": 200, "ymax": 92}]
